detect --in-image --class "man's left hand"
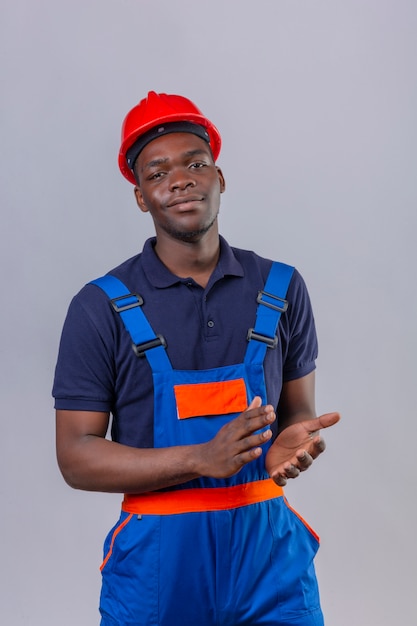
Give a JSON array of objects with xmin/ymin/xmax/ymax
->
[{"xmin": 265, "ymin": 412, "xmax": 340, "ymax": 486}]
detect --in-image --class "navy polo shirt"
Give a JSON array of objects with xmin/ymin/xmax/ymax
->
[{"xmin": 53, "ymin": 236, "xmax": 318, "ymax": 448}]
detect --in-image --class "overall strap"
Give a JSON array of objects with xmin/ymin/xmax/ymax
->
[
  {"xmin": 244, "ymin": 261, "xmax": 294, "ymax": 365},
  {"xmin": 90, "ymin": 275, "xmax": 172, "ymax": 371}
]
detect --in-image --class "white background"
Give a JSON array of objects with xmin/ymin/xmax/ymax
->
[{"xmin": 1, "ymin": 1, "xmax": 416, "ymax": 624}]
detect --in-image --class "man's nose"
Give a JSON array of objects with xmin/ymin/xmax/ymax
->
[{"xmin": 169, "ymin": 169, "xmax": 196, "ymax": 191}]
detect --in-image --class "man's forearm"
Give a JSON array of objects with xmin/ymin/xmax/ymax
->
[{"xmin": 59, "ymin": 435, "xmax": 203, "ymax": 494}]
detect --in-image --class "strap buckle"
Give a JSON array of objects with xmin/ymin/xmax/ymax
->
[
  {"xmin": 256, "ymin": 290, "xmax": 288, "ymax": 313},
  {"xmin": 111, "ymin": 293, "xmax": 144, "ymax": 313},
  {"xmin": 246, "ymin": 328, "xmax": 278, "ymax": 349},
  {"xmin": 132, "ymin": 334, "xmax": 167, "ymax": 358}
]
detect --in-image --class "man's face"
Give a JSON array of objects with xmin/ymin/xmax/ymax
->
[{"xmin": 134, "ymin": 132, "xmax": 225, "ymax": 243}]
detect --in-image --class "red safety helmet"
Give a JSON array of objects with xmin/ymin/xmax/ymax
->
[{"xmin": 118, "ymin": 91, "xmax": 222, "ymax": 184}]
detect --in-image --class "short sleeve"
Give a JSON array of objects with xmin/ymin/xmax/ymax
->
[
  {"xmin": 281, "ymin": 269, "xmax": 318, "ymax": 382},
  {"xmin": 52, "ymin": 286, "xmax": 116, "ymax": 412}
]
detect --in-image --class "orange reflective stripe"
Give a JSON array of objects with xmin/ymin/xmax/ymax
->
[
  {"xmin": 100, "ymin": 513, "xmax": 133, "ymax": 571},
  {"xmin": 174, "ymin": 378, "xmax": 248, "ymax": 419},
  {"xmin": 122, "ymin": 479, "xmax": 283, "ymax": 515}
]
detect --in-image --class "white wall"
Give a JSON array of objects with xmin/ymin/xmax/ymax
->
[{"xmin": 1, "ymin": 1, "xmax": 416, "ymax": 624}]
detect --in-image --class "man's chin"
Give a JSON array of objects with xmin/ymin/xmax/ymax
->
[{"xmin": 164, "ymin": 217, "xmax": 218, "ymax": 243}]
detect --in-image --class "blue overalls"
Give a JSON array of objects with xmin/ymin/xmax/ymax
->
[{"xmin": 91, "ymin": 263, "xmax": 323, "ymax": 626}]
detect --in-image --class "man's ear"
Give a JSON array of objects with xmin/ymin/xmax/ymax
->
[
  {"xmin": 216, "ymin": 167, "xmax": 226, "ymax": 193},
  {"xmin": 134, "ymin": 186, "xmax": 149, "ymax": 213}
]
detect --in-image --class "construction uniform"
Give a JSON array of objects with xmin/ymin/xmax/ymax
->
[{"xmin": 53, "ymin": 236, "xmax": 322, "ymax": 625}]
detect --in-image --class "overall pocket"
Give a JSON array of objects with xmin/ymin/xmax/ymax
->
[
  {"xmin": 100, "ymin": 511, "xmax": 134, "ymax": 572},
  {"xmin": 268, "ymin": 498, "xmax": 321, "ymax": 618},
  {"xmin": 100, "ymin": 513, "xmax": 161, "ymax": 625}
]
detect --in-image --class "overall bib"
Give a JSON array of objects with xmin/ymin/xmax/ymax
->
[{"xmin": 91, "ymin": 263, "xmax": 323, "ymax": 626}]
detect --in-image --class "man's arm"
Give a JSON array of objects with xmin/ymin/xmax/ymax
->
[
  {"xmin": 277, "ymin": 370, "xmax": 317, "ymax": 432},
  {"xmin": 56, "ymin": 397, "xmax": 276, "ymax": 494},
  {"xmin": 265, "ymin": 372, "xmax": 340, "ymax": 486}
]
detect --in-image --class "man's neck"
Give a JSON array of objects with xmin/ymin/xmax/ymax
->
[{"xmin": 154, "ymin": 230, "xmax": 220, "ymax": 288}]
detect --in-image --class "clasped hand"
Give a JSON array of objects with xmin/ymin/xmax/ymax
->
[{"xmin": 199, "ymin": 397, "xmax": 340, "ymax": 483}]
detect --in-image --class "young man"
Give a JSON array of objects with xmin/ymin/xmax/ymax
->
[{"xmin": 53, "ymin": 91, "xmax": 340, "ymax": 626}]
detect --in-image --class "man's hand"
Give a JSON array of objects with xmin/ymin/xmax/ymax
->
[
  {"xmin": 265, "ymin": 412, "xmax": 340, "ymax": 486},
  {"xmin": 197, "ymin": 397, "xmax": 276, "ymax": 478}
]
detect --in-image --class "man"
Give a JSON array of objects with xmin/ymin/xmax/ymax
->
[{"xmin": 53, "ymin": 91, "xmax": 340, "ymax": 626}]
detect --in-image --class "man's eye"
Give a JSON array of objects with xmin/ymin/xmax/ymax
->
[
  {"xmin": 149, "ymin": 171, "xmax": 165, "ymax": 180},
  {"xmin": 190, "ymin": 162, "xmax": 207, "ymax": 169}
]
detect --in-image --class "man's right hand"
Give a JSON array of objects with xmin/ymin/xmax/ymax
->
[{"xmin": 196, "ymin": 397, "xmax": 275, "ymax": 478}]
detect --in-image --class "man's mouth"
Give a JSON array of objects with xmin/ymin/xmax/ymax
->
[{"xmin": 167, "ymin": 196, "xmax": 204, "ymax": 208}]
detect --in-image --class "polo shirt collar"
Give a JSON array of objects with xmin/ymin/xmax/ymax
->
[{"xmin": 142, "ymin": 236, "xmax": 245, "ymax": 288}]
